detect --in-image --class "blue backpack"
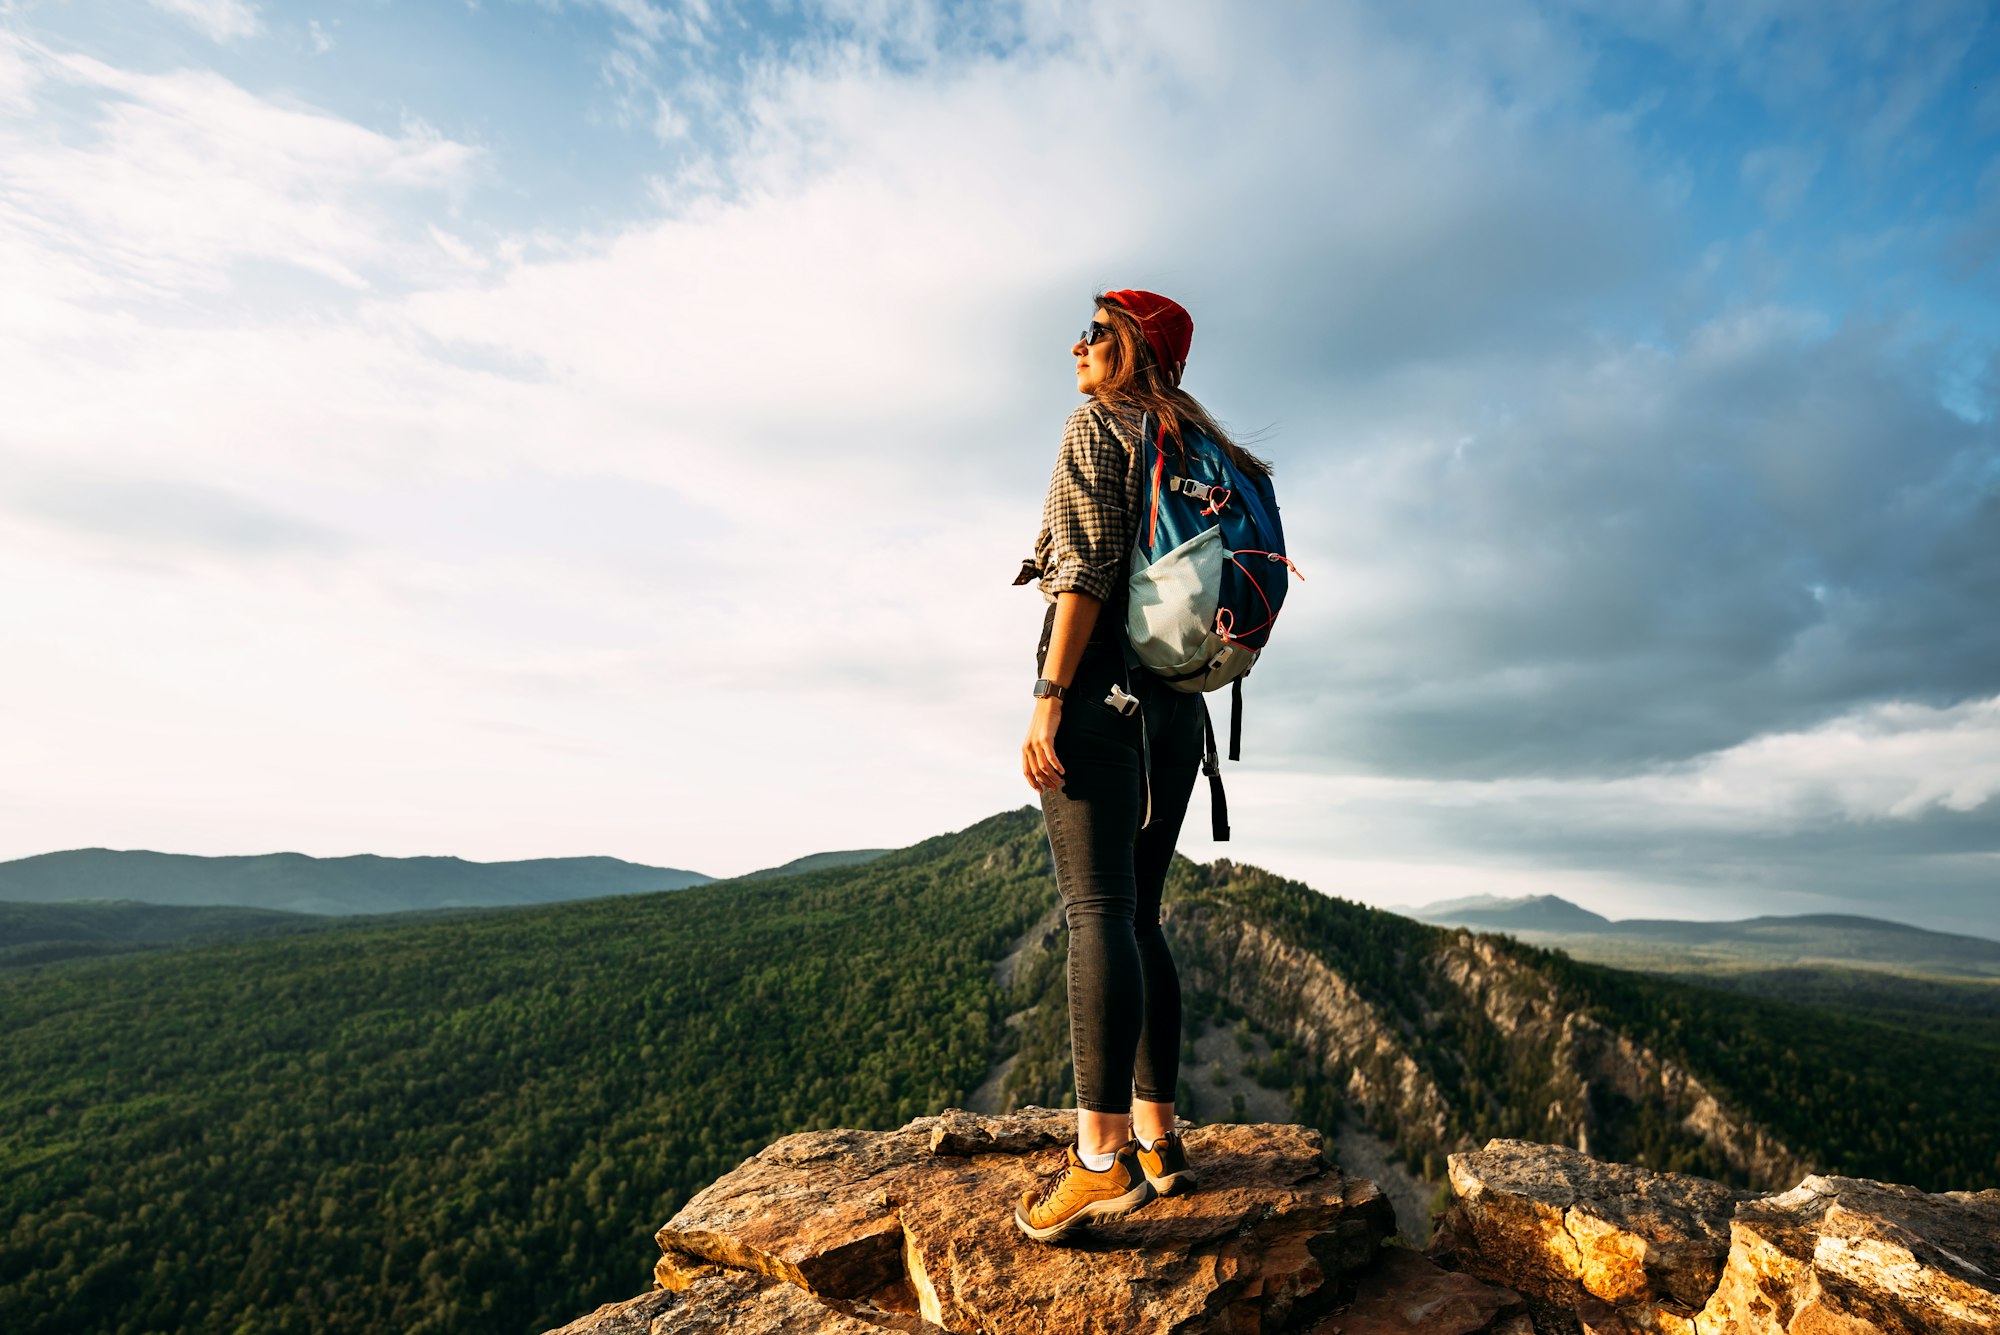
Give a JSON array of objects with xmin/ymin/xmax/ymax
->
[{"xmin": 1124, "ymin": 412, "xmax": 1299, "ymax": 840}]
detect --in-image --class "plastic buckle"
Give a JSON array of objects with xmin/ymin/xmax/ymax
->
[{"xmin": 1103, "ymin": 683, "xmax": 1140, "ymax": 716}]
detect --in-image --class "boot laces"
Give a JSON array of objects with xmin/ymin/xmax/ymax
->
[{"xmin": 1033, "ymin": 1153, "xmax": 1077, "ymax": 1207}]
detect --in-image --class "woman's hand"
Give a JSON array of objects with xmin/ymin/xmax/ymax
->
[
  {"xmin": 1022, "ymin": 698, "xmax": 1065, "ymax": 792},
  {"xmin": 1025, "ymin": 591, "xmax": 1097, "ymax": 794}
]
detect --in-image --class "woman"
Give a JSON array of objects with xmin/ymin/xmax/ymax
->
[{"xmin": 1013, "ymin": 289, "xmax": 1275, "ymax": 1242}]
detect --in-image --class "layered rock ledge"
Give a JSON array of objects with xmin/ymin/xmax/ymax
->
[
  {"xmin": 544, "ymin": 1118, "xmax": 1996, "ymax": 1335},
  {"xmin": 1431, "ymin": 1139, "xmax": 2000, "ymax": 1335},
  {"xmin": 658, "ymin": 1107, "xmax": 1403, "ymax": 1333},
  {"xmin": 547, "ymin": 1107, "xmax": 1538, "ymax": 1334}
]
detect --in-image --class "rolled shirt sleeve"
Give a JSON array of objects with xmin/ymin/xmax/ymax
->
[{"xmin": 1034, "ymin": 405, "xmax": 1142, "ymax": 603}]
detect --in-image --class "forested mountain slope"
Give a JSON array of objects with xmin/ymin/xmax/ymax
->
[
  {"xmin": 2, "ymin": 808, "xmax": 1993, "ymax": 1335},
  {"xmin": 738, "ymin": 848, "xmax": 891, "ymax": 880},
  {"xmin": 0, "ymin": 900, "xmax": 326, "ymax": 968}
]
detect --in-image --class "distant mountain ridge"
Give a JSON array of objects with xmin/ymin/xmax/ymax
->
[
  {"xmin": 0, "ymin": 848, "xmax": 712, "ymax": 916},
  {"xmin": 1406, "ymin": 893, "xmax": 2000, "ymax": 978},
  {"xmin": 737, "ymin": 848, "xmax": 890, "ymax": 881},
  {"xmin": 1410, "ymin": 893, "xmax": 1612, "ymax": 933}
]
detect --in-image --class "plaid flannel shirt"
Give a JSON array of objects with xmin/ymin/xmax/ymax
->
[{"xmin": 1019, "ymin": 403, "xmax": 1147, "ymax": 605}]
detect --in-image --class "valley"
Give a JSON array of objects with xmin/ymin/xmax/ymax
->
[{"xmin": 2, "ymin": 808, "xmax": 1994, "ymax": 1335}]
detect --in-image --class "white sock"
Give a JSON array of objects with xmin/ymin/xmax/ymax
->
[
  {"xmin": 1137, "ymin": 1133, "xmax": 1160, "ymax": 1151},
  {"xmin": 1077, "ymin": 1147, "xmax": 1117, "ymax": 1172}
]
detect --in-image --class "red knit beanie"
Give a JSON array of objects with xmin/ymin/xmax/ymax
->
[{"xmin": 1102, "ymin": 289, "xmax": 1193, "ymax": 384}]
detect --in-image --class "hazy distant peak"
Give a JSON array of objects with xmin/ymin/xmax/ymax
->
[
  {"xmin": 0, "ymin": 847, "xmax": 714, "ymax": 915},
  {"xmin": 1410, "ymin": 893, "xmax": 1613, "ymax": 932}
]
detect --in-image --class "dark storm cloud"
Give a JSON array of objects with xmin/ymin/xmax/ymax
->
[{"xmin": 1251, "ymin": 315, "xmax": 2000, "ymax": 781}]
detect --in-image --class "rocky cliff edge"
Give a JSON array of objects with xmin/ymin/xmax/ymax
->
[{"xmin": 544, "ymin": 1110, "xmax": 1998, "ymax": 1335}]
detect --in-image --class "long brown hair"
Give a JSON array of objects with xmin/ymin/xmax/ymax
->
[{"xmin": 1088, "ymin": 295, "xmax": 1273, "ymax": 480}]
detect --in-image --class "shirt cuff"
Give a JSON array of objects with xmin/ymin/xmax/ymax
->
[{"xmin": 1038, "ymin": 555, "xmax": 1116, "ymax": 602}]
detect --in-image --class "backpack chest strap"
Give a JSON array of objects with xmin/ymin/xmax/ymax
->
[{"xmin": 1166, "ymin": 475, "xmax": 1232, "ymax": 515}]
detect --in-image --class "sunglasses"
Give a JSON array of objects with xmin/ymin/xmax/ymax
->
[{"xmin": 1078, "ymin": 321, "xmax": 1115, "ymax": 347}]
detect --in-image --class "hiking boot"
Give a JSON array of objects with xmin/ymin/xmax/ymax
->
[
  {"xmin": 1013, "ymin": 1141, "xmax": 1155, "ymax": 1242},
  {"xmin": 1136, "ymin": 1130, "xmax": 1197, "ymax": 1196}
]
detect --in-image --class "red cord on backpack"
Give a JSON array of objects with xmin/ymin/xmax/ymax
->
[
  {"xmin": 1148, "ymin": 422, "xmax": 1167, "ymax": 548},
  {"xmin": 1234, "ymin": 548, "xmax": 1306, "ymax": 581}
]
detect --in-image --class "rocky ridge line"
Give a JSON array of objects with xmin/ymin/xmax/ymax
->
[
  {"xmin": 544, "ymin": 1114, "xmax": 1998, "ymax": 1335},
  {"xmin": 1164, "ymin": 902, "xmax": 1806, "ymax": 1187}
]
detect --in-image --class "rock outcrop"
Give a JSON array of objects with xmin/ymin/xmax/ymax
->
[
  {"xmin": 1430, "ymin": 1139, "xmax": 1743, "ymax": 1332},
  {"xmin": 543, "ymin": 1272, "xmax": 889, "ymax": 1335},
  {"xmin": 1698, "ymin": 1174, "xmax": 2000, "ymax": 1334},
  {"xmin": 653, "ymin": 1107, "xmax": 1400, "ymax": 1334},
  {"xmin": 1432, "ymin": 1139, "xmax": 2000, "ymax": 1334},
  {"xmin": 543, "ymin": 1118, "xmax": 1996, "ymax": 1335}
]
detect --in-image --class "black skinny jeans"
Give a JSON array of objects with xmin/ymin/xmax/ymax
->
[{"xmin": 1036, "ymin": 637, "xmax": 1206, "ymax": 1115}]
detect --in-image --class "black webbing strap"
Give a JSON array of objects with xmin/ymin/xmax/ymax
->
[
  {"xmin": 1229, "ymin": 676, "xmax": 1243, "ymax": 761},
  {"xmin": 1201, "ymin": 699, "xmax": 1230, "ymax": 842}
]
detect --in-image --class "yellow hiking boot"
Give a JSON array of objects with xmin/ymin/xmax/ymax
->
[
  {"xmin": 1013, "ymin": 1141, "xmax": 1155, "ymax": 1242},
  {"xmin": 1135, "ymin": 1130, "xmax": 1197, "ymax": 1196}
]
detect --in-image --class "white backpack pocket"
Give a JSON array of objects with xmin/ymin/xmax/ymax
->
[{"xmin": 1127, "ymin": 526, "xmax": 1256, "ymax": 690}]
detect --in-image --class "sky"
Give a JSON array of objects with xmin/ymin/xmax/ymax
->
[{"xmin": 2, "ymin": 0, "xmax": 1997, "ymax": 935}]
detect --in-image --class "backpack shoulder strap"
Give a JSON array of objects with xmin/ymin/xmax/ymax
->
[{"xmin": 1201, "ymin": 698, "xmax": 1230, "ymax": 842}]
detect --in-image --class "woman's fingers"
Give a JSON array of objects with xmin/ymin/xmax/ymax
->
[{"xmin": 1022, "ymin": 733, "xmax": 1065, "ymax": 792}]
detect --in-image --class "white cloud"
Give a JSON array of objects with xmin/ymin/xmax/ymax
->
[
  {"xmin": 1658, "ymin": 696, "xmax": 2000, "ymax": 823},
  {"xmin": 1213, "ymin": 691, "xmax": 2000, "ymax": 931},
  {"xmin": 0, "ymin": 30, "xmax": 39, "ymax": 111},
  {"xmin": 147, "ymin": 0, "xmax": 262, "ymax": 43},
  {"xmin": 0, "ymin": 37, "xmax": 478, "ymax": 303}
]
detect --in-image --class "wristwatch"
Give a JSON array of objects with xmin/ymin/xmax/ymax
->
[{"xmin": 1031, "ymin": 678, "xmax": 1067, "ymax": 701}]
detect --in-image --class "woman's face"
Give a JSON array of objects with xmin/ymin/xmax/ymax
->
[{"xmin": 1073, "ymin": 311, "xmax": 1116, "ymax": 396}]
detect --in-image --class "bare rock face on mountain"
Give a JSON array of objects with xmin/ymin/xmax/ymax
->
[
  {"xmin": 1430, "ymin": 1140, "xmax": 2000, "ymax": 1335},
  {"xmin": 1698, "ymin": 1174, "xmax": 2000, "ymax": 1334},
  {"xmin": 651, "ymin": 1107, "xmax": 1397, "ymax": 1334},
  {"xmin": 1163, "ymin": 904, "xmax": 1457, "ymax": 1151},
  {"xmin": 1159, "ymin": 904, "xmax": 1805, "ymax": 1196},
  {"xmin": 1428, "ymin": 935, "xmax": 1807, "ymax": 1189}
]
